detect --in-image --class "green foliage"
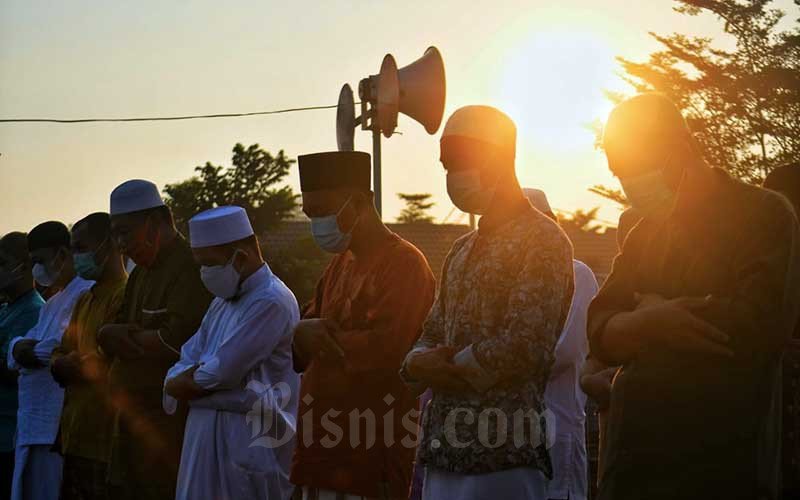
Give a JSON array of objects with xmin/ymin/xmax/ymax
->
[
  {"xmin": 396, "ymin": 193, "xmax": 436, "ymax": 224},
  {"xmin": 613, "ymin": 0, "xmax": 800, "ymax": 184},
  {"xmin": 588, "ymin": 185, "xmax": 630, "ymax": 207},
  {"xmin": 558, "ymin": 207, "xmax": 603, "ymax": 234},
  {"xmin": 163, "ymin": 143, "xmax": 299, "ymax": 234}
]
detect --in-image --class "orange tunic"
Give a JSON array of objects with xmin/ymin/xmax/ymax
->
[{"xmin": 290, "ymin": 233, "xmax": 435, "ymax": 498}]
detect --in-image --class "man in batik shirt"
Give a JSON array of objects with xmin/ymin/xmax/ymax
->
[{"xmin": 401, "ymin": 105, "xmax": 574, "ymax": 499}]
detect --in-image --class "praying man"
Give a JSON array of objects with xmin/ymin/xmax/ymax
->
[
  {"xmin": 291, "ymin": 151, "xmax": 436, "ymax": 499},
  {"xmin": 8, "ymin": 221, "xmax": 94, "ymax": 500},
  {"xmin": 98, "ymin": 179, "xmax": 213, "ymax": 499},
  {"xmin": 164, "ymin": 205, "xmax": 300, "ymax": 500},
  {"xmin": 401, "ymin": 106, "xmax": 575, "ymax": 499}
]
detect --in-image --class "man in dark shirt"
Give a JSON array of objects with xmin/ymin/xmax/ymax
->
[
  {"xmin": 762, "ymin": 163, "xmax": 800, "ymax": 498},
  {"xmin": 0, "ymin": 232, "xmax": 44, "ymax": 497},
  {"xmin": 588, "ymin": 94, "xmax": 800, "ymax": 500},
  {"xmin": 98, "ymin": 179, "xmax": 212, "ymax": 500}
]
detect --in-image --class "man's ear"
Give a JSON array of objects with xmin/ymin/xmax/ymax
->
[{"xmin": 232, "ymin": 247, "xmax": 248, "ymax": 272}]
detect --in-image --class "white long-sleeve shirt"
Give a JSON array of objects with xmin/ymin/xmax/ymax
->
[
  {"xmin": 544, "ymin": 260, "xmax": 599, "ymax": 500},
  {"xmin": 7, "ymin": 276, "xmax": 93, "ymax": 447},
  {"xmin": 164, "ymin": 264, "xmax": 300, "ymax": 500}
]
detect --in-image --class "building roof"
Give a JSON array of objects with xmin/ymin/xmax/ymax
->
[
  {"xmin": 260, "ymin": 219, "xmax": 619, "ymax": 282},
  {"xmin": 387, "ymin": 222, "xmax": 471, "ymax": 277}
]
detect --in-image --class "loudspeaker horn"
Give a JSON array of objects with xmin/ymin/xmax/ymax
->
[
  {"xmin": 376, "ymin": 46, "xmax": 446, "ymax": 138},
  {"xmin": 336, "ymin": 84, "xmax": 356, "ymax": 151},
  {"xmin": 376, "ymin": 55, "xmax": 399, "ymax": 137}
]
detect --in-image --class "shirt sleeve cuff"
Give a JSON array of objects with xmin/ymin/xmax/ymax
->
[
  {"xmin": 399, "ymin": 347, "xmax": 434, "ymax": 396},
  {"xmin": 399, "ymin": 346, "xmax": 429, "ymax": 383},
  {"xmin": 453, "ymin": 344, "xmax": 498, "ymax": 393},
  {"xmin": 193, "ymin": 361, "xmax": 219, "ymax": 390},
  {"xmin": 34, "ymin": 338, "xmax": 60, "ymax": 363},
  {"xmin": 162, "ymin": 392, "xmax": 178, "ymax": 415},
  {"xmin": 6, "ymin": 337, "xmax": 22, "ymax": 370}
]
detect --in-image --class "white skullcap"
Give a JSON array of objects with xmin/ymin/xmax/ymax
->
[
  {"xmin": 441, "ymin": 105, "xmax": 517, "ymax": 157},
  {"xmin": 189, "ymin": 206, "xmax": 254, "ymax": 248},
  {"xmin": 522, "ymin": 187, "xmax": 554, "ymax": 215},
  {"xmin": 110, "ymin": 179, "xmax": 166, "ymax": 216}
]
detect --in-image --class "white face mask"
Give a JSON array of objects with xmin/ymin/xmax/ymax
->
[
  {"xmin": 446, "ymin": 169, "xmax": 496, "ymax": 215},
  {"xmin": 32, "ymin": 250, "xmax": 64, "ymax": 288},
  {"xmin": 200, "ymin": 249, "xmax": 245, "ymax": 299}
]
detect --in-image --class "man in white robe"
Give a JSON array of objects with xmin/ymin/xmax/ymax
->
[
  {"xmin": 164, "ymin": 205, "xmax": 300, "ymax": 500},
  {"xmin": 524, "ymin": 188, "xmax": 599, "ymax": 500},
  {"xmin": 7, "ymin": 221, "xmax": 93, "ymax": 500}
]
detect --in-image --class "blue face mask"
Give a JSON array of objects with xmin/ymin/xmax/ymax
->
[
  {"xmin": 73, "ymin": 238, "xmax": 109, "ymax": 280},
  {"xmin": 311, "ymin": 197, "xmax": 359, "ymax": 254}
]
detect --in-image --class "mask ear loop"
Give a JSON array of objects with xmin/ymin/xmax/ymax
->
[
  {"xmin": 226, "ymin": 248, "xmax": 250, "ymax": 300},
  {"xmin": 336, "ymin": 195, "xmax": 360, "ymax": 235},
  {"xmin": 0, "ymin": 262, "xmax": 24, "ymax": 289},
  {"xmin": 93, "ymin": 236, "xmax": 112, "ymax": 270},
  {"xmin": 8, "ymin": 262, "xmax": 24, "ymax": 278},
  {"xmin": 229, "ymin": 248, "xmax": 248, "ymax": 273},
  {"xmin": 143, "ymin": 212, "xmax": 160, "ymax": 249},
  {"xmin": 48, "ymin": 247, "xmax": 68, "ymax": 284},
  {"xmin": 336, "ymin": 196, "xmax": 353, "ymax": 217}
]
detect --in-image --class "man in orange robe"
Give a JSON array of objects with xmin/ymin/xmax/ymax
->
[{"xmin": 290, "ymin": 151, "xmax": 436, "ymax": 499}]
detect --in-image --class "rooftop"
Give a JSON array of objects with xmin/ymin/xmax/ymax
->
[{"xmin": 261, "ymin": 219, "xmax": 619, "ymax": 283}]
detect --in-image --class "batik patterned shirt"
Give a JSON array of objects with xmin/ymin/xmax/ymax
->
[{"xmin": 407, "ymin": 204, "xmax": 574, "ymax": 476}]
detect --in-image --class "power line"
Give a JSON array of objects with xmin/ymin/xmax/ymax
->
[{"xmin": 0, "ymin": 103, "xmax": 343, "ymax": 124}]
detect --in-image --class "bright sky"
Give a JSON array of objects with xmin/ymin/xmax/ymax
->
[{"xmin": 1, "ymin": 0, "xmax": 796, "ymax": 232}]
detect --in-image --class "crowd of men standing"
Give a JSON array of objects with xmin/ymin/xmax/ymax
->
[{"xmin": 0, "ymin": 94, "xmax": 798, "ymax": 500}]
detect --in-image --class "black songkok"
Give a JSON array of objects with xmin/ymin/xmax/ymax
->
[
  {"xmin": 298, "ymin": 151, "xmax": 371, "ymax": 193},
  {"xmin": 27, "ymin": 221, "xmax": 70, "ymax": 252}
]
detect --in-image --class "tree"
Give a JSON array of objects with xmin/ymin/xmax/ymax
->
[
  {"xmin": 588, "ymin": 185, "xmax": 630, "ymax": 208},
  {"xmin": 266, "ymin": 237, "xmax": 330, "ymax": 306},
  {"xmin": 163, "ymin": 143, "xmax": 299, "ymax": 234},
  {"xmin": 558, "ymin": 207, "xmax": 604, "ymax": 233},
  {"xmin": 396, "ymin": 193, "xmax": 436, "ymax": 224},
  {"xmin": 611, "ymin": 0, "xmax": 800, "ymax": 184}
]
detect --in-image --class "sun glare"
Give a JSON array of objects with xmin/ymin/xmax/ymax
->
[{"xmin": 493, "ymin": 29, "xmax": 618, "ymax": 153}]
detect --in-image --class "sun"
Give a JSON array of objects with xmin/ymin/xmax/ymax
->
[{"xmin": 492, "ymin": 28, "xmax": 618, "ymax": 152}]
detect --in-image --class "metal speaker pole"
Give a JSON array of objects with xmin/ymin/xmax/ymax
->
[{"xmin": 340, "ymin": 46, "xmax": 447, "ymax": 218}]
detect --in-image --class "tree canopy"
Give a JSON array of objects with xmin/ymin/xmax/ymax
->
[
  {"xmin": 163, "ymin": 143, "xmax": 298, "ymax": 234},
  {"xmin": 612, "ymin": 0, "xmax": 800, "ymax": 184},
  {"xmin": 558, "ymin": 207, "xmax": 604, "ymax": 234},
  {"xmin": 396, "ymin": 193, "xmax": 436, "ymax": 224}
]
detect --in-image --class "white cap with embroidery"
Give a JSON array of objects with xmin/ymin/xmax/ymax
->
[
  {"xmin": 110, "ymin": 179, "xmax": 166, "ymax": 216},
  {"xmin": 189, "ymin": 205, "xmax": 254, "ymax": 249}
]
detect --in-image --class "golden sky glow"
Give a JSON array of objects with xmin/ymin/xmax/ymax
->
[{"xmin": 1, "ymin": 1, "xmax": 797, "ymax": 231}]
